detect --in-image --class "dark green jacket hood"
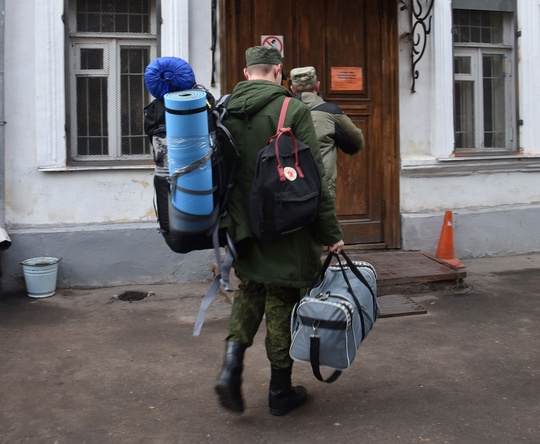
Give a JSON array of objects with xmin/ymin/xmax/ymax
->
[{"xmin": 226, "ymin": 80, "xmax": 293, "ymax": 121}]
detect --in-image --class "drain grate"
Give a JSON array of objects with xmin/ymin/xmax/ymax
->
[{"xmin": 378, "ymin": 294, "xmax": 427, "ymax": 318}]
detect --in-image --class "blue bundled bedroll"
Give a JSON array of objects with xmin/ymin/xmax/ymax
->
[{"xmin": 144, "ymin": 56, "xmax": 196, "ymax": 100}]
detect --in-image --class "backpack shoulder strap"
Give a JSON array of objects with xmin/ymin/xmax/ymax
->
[
  {"xmin": 193, "ymin": 230, "xmax": 236, "ymax": 337},
  {"xmin": 311, "ymin": 101, "xmax": 343, "ymax": 114},
  {"xmin": 144, "ymin": 99, "xmax": 166, "ymax": 141},
  {"xmin": 192, "ymin": 92, "xmax": 238, "ymax": 337},
  {"xmin": 278, "ymin": 97, "xmax": 291, "ymax": 130},
  {"xmin": 217, "ymin": 93, "xmax": 232, "ymax": 108},
  {"xmin": 213, "ymin": 94, "xmax": 232, "ymax": 128}
]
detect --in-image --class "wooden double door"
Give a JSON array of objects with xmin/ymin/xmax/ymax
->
[{"xmin": 220, "ymin": 0, "xmax": 400, "ymax": 248}]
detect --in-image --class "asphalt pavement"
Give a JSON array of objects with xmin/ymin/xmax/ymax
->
[{"xmin": 0, "ymin": 253, "xmax": 539, "ymax": 444}]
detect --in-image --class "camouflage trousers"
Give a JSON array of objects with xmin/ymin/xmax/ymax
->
[{"xmin": 226, "ymin": 276, "xmax": 302, "ymax": 369}]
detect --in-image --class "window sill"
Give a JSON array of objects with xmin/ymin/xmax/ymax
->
[
  {"xmin": 38, "ymin": 165, "xmax": 154, "ymax": 172},
  {"xmin": 401, "ymin": 153, "xmax": 540, "ymax": 178}
]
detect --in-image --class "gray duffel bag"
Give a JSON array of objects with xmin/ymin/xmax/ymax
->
[{"xmin": 290, "ymin": 251, "xmax": 380, "ymax": 383}]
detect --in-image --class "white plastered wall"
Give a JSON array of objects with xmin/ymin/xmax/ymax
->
[
  {"xmin": 2, "ymin": 0, "xmax": 540, "ymax": 293},
  {"xmin": 398, "ymin": 0, "xmax": 540, "ymax": 258},
  {"xmin": 1, "ymin": 0, "xmax": 220, "ymax": 292}
]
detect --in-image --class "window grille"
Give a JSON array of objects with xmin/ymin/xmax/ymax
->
[
  {"xmin": 67, "ymin": 0, "xmax": 158, "ymax": 164},
  {"xmin": 452, "ymin": 8, "xmax": 517, "ymax": 155}
]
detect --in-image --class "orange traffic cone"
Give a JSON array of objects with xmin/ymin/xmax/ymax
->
[{"xmin": 435, "ymin": 210, "xmax": 465, "ymax": 268}]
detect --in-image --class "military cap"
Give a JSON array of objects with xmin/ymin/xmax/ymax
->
[
  {"xmin": 246, "ymin": 46, "xmax": 282, "ymax": 67},
  {"xmin": 290, "ymin": 66, "xmax": 317, "ymax": 87}
]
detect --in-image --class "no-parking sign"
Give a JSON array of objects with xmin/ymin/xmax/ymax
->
[{"xmin": 261, "ymin": 35, "xmax": 284, "ymax": 57}]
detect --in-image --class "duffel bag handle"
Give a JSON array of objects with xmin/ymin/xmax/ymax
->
[
  {"xmin": 309, "ymin": 250, "xmax": 374, "ymax": 296},
  {"xmin": 308, "ymin": 250, "xmax": 336, "ymax": 290}
]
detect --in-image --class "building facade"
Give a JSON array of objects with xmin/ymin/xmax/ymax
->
[{"xmin": 1, "ymin": 0, "xmax": 539, "ymax": 293}]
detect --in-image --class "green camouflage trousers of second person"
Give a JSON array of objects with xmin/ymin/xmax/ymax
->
[{"xmin": 226, "ymin": 276, "xmax": 303, "ymax": 369}]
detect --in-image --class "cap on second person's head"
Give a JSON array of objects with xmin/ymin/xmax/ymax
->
[
  {"xmin": 245, "ymin": 46, "xmax": 283, "ymax": 67},
  {"xmin": 290, "ymin": 66, "xmax": 317, "ymax": 87}
]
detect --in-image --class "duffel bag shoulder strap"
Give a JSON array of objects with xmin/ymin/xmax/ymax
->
[
  {"xmin": 339, "ymin": 251, "xmax": 378, "ymax": 321},
  {"xmin": 334, "ymin": 253, "xmax": 367, "ymax": 340},
  {"xmin": 310, "ymin": 335, "xmax": 342, "ymax": 384},
  {"xmin": 335, "ymin": 251, "xmax": 380, "ymax": 340},
  {"xmin": 339, "ymin": 250, "xmax": 375, "ymax": 298}
]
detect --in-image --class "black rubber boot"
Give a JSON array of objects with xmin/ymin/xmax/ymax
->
[
  {"xmin": 214, "ymin": 341, "xmax": 246, "ymax": 413},
  {"xmin": 268, "ymin": 365, "xmax": 308, "ymax": 416}
]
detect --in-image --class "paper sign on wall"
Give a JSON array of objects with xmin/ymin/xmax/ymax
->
[
  {"xmin": 331, "ymin": 67, "xmax": 363, "ymax": 91},
  {"xmin": 261, "ymin": 35, "xmax": 284, "ymax": 57}
]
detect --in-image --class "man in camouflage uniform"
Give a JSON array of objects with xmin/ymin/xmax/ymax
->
[
  {"xmin": 214, "ymin": 47, "xmax": 344, "ymax": 416},
  {"xmin": 290, "ymin": 66, "xmax": 365, "ymax": 200}
]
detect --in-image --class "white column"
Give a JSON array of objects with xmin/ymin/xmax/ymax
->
[
  {"xmin": 431, "ymin": 0, "xmax": 455, "ymax": 159},
  {"xmin": 35, "ymin": 0, "xmax": 66, "ymax": 168},
  {"xmin": 161, "ymin": 0, "xmax": 189, "ymax": 59},
  {"xmin": 517, "ymin": 0, "xmax": 540, "ymax": 153}
]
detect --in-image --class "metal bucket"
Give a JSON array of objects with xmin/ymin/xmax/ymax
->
[{"xmin": 20, "ymin": 257, "xmax": 61, "ymax": 298}]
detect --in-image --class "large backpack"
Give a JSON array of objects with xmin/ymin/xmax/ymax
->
[
  {"xmin": 144, "ymin": 86, "xmax": 240, "ymax": 336},
  {"xmin": 144, "ymin": 87, "xmax": 237, "ymax": 253}
]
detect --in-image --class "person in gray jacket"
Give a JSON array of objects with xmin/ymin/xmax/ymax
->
[{"xmin": 290, "ymin": 66, "xmax": 365, "ymax": 200}]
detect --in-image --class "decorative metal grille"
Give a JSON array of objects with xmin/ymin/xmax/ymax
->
[
  {"xmin": 76, "ymin": 0, "xmax": 151, "ymax": 34},
  {"xmin": 400, "ymin": 0, "xmax": 435, "ymax": 93}
]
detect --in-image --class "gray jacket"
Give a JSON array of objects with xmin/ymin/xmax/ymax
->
[{"xmin": 295, "ymin": 92, "xmax": 364, "ymax": 199}]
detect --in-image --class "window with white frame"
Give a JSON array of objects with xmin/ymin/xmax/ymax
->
[
  {"xmin": 67, "ymin": 0, "xmax": 158, "ymax": 164},
  {"xmin": 452, "ymin": 1, "xmax": 518, "ymax": 155}
]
